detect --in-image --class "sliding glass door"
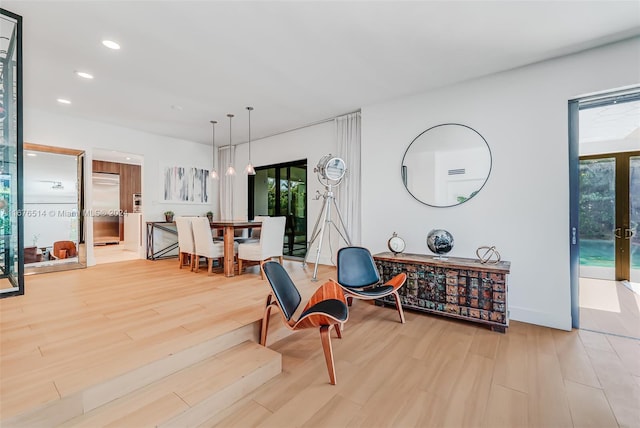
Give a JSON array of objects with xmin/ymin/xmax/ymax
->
[
  {"xmin": 248, "ymin": 159, "xmax": 307, "ymax": 258},
  {"xmin": 579, "ymin": 152, "xmax": 639, "ymax": 281}
]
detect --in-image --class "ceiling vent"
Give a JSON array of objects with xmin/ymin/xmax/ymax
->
[{"xmin": 448, "ymin": 168, "xmax": 466, "ymax": 176}]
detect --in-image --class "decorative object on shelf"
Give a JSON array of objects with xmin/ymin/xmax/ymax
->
[
  {"xmin": 476, "ymin": 245, "xmax": 501, "ymax": 264},
  {"xmin": 387, "ymin": 232, "xmax": 406, "ymax": 255},
  {"xmin": 401, "ymin": 123, "xmax": 492, "ymax": 207},
  {"xmin": 209, "ymin": 120, "xmax": 219, "ymax": 179},
  {"xmin": 164, "ymin": 210, "xmax": 174, "ymax": 222},
  {"xmin": 426, "ymin": 229, "xmax": 454, "ymax": 259},
  {"xmin": 245, "ymin": 106, "xmax": 256, "ymax": 175},
  {"xmin": 225, "ymin": 114, "xmax": 236, "ymax": 176},
  {"xmin": 206, "ymin": 211, "xmax": 213, "ymax": 222}
]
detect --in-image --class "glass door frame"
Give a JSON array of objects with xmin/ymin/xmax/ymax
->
[
  {"xmin": 0, "ymin": 8, "xmax": 23, "ymax": 297},
  {"xmin": 248, "ymin": 159, "xmax": 307, "ymax": 258},
  {"xmin": 579, "ymin": 151, "xmax": 639, "ymax": 281},
  {"xmin": 569, "ymin": 88, "xmax": 640, "ymax": 327}
]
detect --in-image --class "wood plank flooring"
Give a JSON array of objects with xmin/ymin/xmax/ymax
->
[{"xmin": 1, "ymin": 259, "xmax": 639, "ymax": 427}]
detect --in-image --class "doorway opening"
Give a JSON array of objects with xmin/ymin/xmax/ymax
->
[
  {"xmin": 248, "ymin": 159, "xmax": 307, "ymax": 259},
  {"xmin": 571, "ymin": 90, "xmax": 640, "ymax": 339},
  {"xmin": 92, "ymin": 149, "xmax": 143, "ymax": 265}
]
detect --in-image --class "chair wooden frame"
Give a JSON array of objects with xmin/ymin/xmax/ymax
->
[
  {"xmin": 336, "ymin": 246, "xmax": 407, "ymax": 324},
  {"xmin": 260, "ymin": 261, "xmax": 348, "ymax": 385}
]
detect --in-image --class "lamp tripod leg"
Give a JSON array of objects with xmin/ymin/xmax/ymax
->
[
  {"xmin": 331, "ymin": 197, "xmax": 352, "ymax": 246},
  {"xmin": 302, "ymin": 195, "xmax": 326, "ymax": 269},
  {"xmin": 303, "ymin": 186, "xmax": 351, "ymax": 282},
  {"xmin": 311, "ymin": 195, "xmax": 332, "ymax": 281}
]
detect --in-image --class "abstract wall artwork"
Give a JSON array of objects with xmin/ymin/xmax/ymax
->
[{"xmin": 162, "ymin": 165, "xmax": 210, "ymax": 203}]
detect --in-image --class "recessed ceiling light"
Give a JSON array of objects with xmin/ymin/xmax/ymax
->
[
  {"xmin": 57, "ymin": 98, "xmax": 71, "ymax": 105},
  {"xmin": 75, "ymin": 71, "xmax": 94, "ymax": 79},
  {"xmin": 102, "ymin": 40, "xmax": 120, "ymax": 50},
  {"xmin": 26, "ymin": 153, "xmax": 37, "ymax": 157},
  {"xmin": 125, "ymin": 157, "xmax": 131, "ymax": 160}
]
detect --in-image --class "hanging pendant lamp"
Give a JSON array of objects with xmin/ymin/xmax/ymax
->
[
  {"xmin": 225, "ymin": 114, "xmax": 236, "ymax": 176},
  {"xmin": 245, "ymin": 106, "xmax": 256, "ymax": 175},
  {"xmin": 209, "ymin": 120, "xmax": 219, "ymax": 179}
]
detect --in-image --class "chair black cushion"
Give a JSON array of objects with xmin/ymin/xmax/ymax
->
[
  {"xmin": 263, "ymin": 261, "xmax": 302, "ymax": 321},
  {"xmin": 337, "ymin": 246, "xmax": 380, "ymax": 289},
  {"xmin": 347, "ymin": 285, "xmax": 394, "ymax": 298},
  {"xmin": 300, "ymin": 299, "xmax": 348, "ymax": 322}
]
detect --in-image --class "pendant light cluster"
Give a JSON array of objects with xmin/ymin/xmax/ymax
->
[{"xmin": 209, "ymin": 106, "xmax": 257, "ymax": 179}]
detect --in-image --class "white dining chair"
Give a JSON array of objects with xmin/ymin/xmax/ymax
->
[
  {"xmin": 237, "ymin": 216, "xmax": 286, "ymax": 279},
  {"xmin": 175, "ymin": 216, "xmax": 196, "ymax": 270},
  {"xmin": 243, "ymin": 215, "xmax": 268, "ymax": 244},
  {"xmin": 191, "ymin": 216, "xmax": 225, "ymax": 275}
]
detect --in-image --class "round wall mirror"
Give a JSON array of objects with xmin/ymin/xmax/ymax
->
[{"xmin": 401, "ymin": 123, "xmax": 491, "ymax": 207}]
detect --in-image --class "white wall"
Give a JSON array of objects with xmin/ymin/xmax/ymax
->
[
  {"xmin": 23, "ymin": 108, "xmax": 214, "ymax": 265},
  {"xmin": 229, "ymin": 121, "xmax": 339, "ymax": 265},
  {"xmin": 361, "ymin": 37, "xmax": 640, "ymax": 331}
]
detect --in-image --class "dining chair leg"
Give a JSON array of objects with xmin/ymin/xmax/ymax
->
[
  {"xmin": 334, "ymin": 323, "xmax": 342, "ymax": 339},
  {"xmin": 193, "ymin": 256, "xmax": 199, "ymax": 273},
  {"xmin": 207, "ymin": 258, "xmax": 214, "ymax": 275},
  {"xmin": 259, "ymin": 260, "xmax": 265, "ymax": 280},
  {"xmin": 392, "ymin": 291, "xmax": 405, "ymax": 324},
  {"xmin": 238, "ymin": 259, "xmax": 244, "ymax": 275},
  {"xmin": 320, "ymin": 325, "xmax": 337, "ymax": 385},
  {"xmin": 260, "ymin": 295, "xmax": 274, "ymax": 346}
]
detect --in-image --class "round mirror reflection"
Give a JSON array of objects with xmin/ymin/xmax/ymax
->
[{"xmin": 401, "ymin": 123, "xmax": 491, "ymax": 207}]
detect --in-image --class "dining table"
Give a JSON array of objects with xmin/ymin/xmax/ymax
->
[{"xmin": 210, "ymin": 220, "xmax": 262, "ymax": 277}]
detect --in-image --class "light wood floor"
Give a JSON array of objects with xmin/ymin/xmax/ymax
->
[
  {"xmin": 93, "ymin": 242, "xmax": 140, "ymax": 265},
  {"xmin": 1, "ymin": 259, "xmax": 639, "ymax": 427}
]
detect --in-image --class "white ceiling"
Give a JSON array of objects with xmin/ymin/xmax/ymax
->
[{"xmin": 4, "ymin": 1, "xmax": 640, "ymax": 147}]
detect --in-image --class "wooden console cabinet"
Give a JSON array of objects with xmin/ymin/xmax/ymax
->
[{"xmin": 373, "ymin": 252, "xmax": 510, "ymax": 332}]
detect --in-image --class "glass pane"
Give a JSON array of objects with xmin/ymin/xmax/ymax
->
[
  {"xmin": 579, "ymin": 158, "xmax": 616, "ymax": 280},
  {"xmin": 254, "ymin": 168, "xmax": 276, "ymax": 216},
  {"xmin": 631, "ymin": 156, "xmax": 640, "ymax": 283},
  {"xmin": 289, "ymin": 166, "xmax": 306, "ymax": 258},
  {"xmin": 280, "ymin": 166, "xmax": 307, "ymax": 258}
]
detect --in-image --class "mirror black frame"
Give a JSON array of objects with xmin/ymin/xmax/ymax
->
[{"xmin": 401, "ymin": 123, "xmax": 492, "ymax": 208}]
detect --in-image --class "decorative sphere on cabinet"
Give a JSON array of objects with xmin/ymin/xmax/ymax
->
[{"xmin": 426, "ymin": 229, "xmax": 454, "ymax": 257}]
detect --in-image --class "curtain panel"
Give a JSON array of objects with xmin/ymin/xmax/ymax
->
[{"xmin": 336, "ymin": 111, "xmax": 362, "ymax": 245}]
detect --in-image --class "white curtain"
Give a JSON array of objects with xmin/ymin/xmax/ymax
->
[
  {"xmin": 336, "ymin": 111, "xmax": 361, "ymax": 245},
  {"xmin": 218, "ymin": 145, "xmax": 235, "ymax": 220}
]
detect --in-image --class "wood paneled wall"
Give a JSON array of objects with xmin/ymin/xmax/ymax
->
[{"xmin": 92, "ymin": 160, "xmax": 142, "ymax": 240}]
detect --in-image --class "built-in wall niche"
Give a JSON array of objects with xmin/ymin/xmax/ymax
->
[{"xmin": 23, "ymin": 143, "xmax": 86, "ymax": 274}]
